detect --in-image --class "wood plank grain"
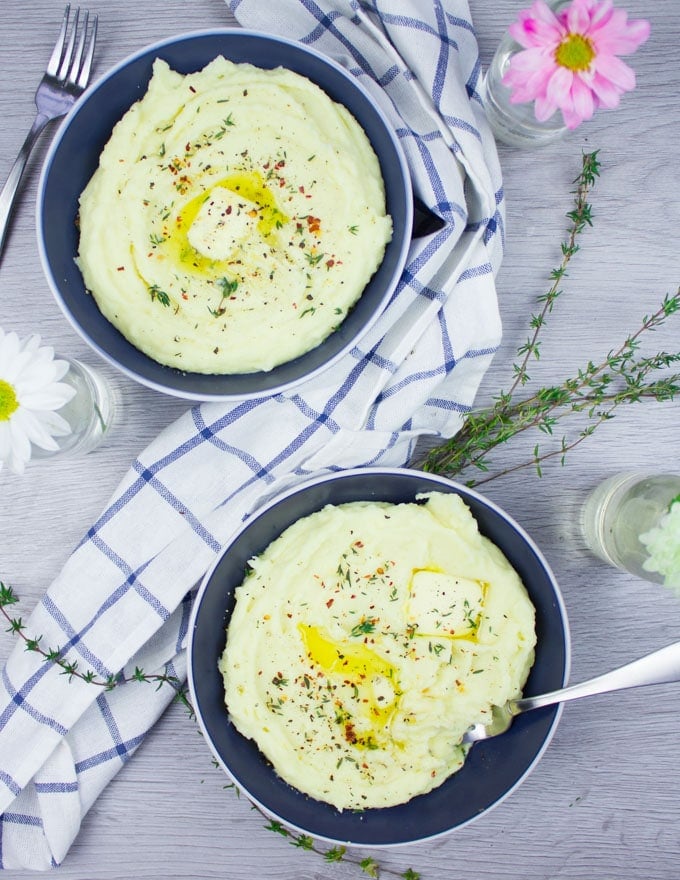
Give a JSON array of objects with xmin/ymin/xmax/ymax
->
[{"xmin": 1, "ymin": 1, "xmax": 679, "ymax": 878}]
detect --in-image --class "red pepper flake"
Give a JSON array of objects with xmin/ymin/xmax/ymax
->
[
  {"xmin": 298, "ymin": 185, "xmax": 305, "ymax": 193},
  {"xmin": 189, "ymin": 85, "xmax": 196, "ymax": 93},
  {"xmin": 275, "ymin": 159, "xmax": 286, "ymax": 169},
  {"xmin": 181, "ymin": 293, "xmax": 189, "ymax": 300},
  {"xmin": 325, "ymin": 259, "xmax": 335, "ymax": 269},
  {"xmin": 326, "ymin": 598, "xmax": 334, "ymax": 608},
  {"xmin": 278, "ymin": 178, "xmax": 286, "ymax": 187},
  {"xmin": 116, "ymin": 266, "xmax": 125, "ymax": 271}
]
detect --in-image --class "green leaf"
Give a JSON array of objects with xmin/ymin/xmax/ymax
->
[
  {"xmin": 265, "ymin": 820, "xmax": 289, "ymax": 837},
  {"xmin": 324, "ymin": 846, "xmax": 347, "ymax": 862},
  {"xmin": 360, "ymin": 856, "xmax": 380, "ymax": 877}
]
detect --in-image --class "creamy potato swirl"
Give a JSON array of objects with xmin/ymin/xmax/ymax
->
[
  {"xmin": 219, "ymin": 492, "xmax": 536, "ymax": 811},
  {"xmin": 77, "ymin": 57, "xmax": 393, "ymax": 374}
]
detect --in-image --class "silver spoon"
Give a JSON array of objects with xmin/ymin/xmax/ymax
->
[{"xmin": 462, "ymin": 640, "xmax": 680, "ymax": 743}]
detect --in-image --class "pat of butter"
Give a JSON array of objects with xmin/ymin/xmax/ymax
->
[
  {"xmin": 186, "ymin": 186, "xmax": 258, "ymax": 260},
  {"xmin": 406, "ymin": 569, "xmax": 484, "ymax": 635}
]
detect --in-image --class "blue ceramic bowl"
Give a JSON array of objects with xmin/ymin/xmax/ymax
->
[
  {"xmin": 37, "ymin": 30, "xmax": 412, "ymax": 401},
  {"xmin": 189, "ymin": 468, "xmax": 571, "ymax": 847}
]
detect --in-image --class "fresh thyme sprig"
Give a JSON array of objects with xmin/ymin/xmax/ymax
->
[
  {"xmin": 263, "ymin": 819, "xmax": 420, "ymax": 879},
  {"xmin": 509, "ymin": 150, "xmax": 600, "ymax": 394},
  {"xmin": 422, "ymin": 152, "xmax": 680, "ymax": 486},
  {"xmin": 0, "ymin": 581, "xmax": 192, "ymax": 714}
]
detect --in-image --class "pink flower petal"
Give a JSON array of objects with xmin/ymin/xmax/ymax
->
[
  {"xmin": 566, "ymin": 0, "xmax": 594, "ymax": 34},
  {"xmin": 591, "ymin": 15, "xmax": 650, "ymax": 55},
  {"xmin": 518, "ymin": 63, "xmax": 557, "ymax": 104},
  {"xmin": 504, "ymin": 46, "xmax": 554, "ymax": 77},
  {"xmin": 589, "ymin": 71, "xmax": 623, "ymax": 108},
  {"xmin": 592, "ymin": 52, "xmax": 636, "ymax": 91},
  {"xmin": 533, "ymin": 94, "xmax": 559, "ymax": 122},
  {"xmin": 504, "ymin": 50, "xmax": 558, "ymax": 104},
  {"xmin": 546, "ymin": 65, "xmax": 575, "ymax": 108},
  {"xmin": 570, "ymin": 73, "xmax": 596, "ymax": 120},
  {"xmin": 509, "ymin": 1, "xmax": 564, "ymax": 48},
  {"xmin": 589, "ymin": 0, "xmax": 615, "ymax": 29},
  {"xmin": 561, "ymin": 103, "xmax": 587, "ymax": 129},
  {"xmin": 530, "ymin": 0, "xmax": 563, "ymax": 27},
  {"xmin": 510, "ymin": 16, "xmax": 562, "ymax": 49}
]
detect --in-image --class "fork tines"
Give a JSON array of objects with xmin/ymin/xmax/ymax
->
[{"xmin": 47, "ymin": 4, "xmax": 98, "ymax": 91}]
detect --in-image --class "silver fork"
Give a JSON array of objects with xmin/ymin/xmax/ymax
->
[
  {"xmin": 462, "ymin": 639, "xmax": 680, "ymax": 743},
  {"xmin": 0, "ymin": 4, "xmax": 98, "ymax": 258}
]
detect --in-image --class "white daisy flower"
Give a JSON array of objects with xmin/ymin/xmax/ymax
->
[{"xmin": 0, "ymin": 329, "xmax": 77, "ymax": 475}]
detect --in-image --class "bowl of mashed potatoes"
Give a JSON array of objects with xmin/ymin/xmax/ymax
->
[
  {"xmin": 37, "ymin": 30, "xmax": 412, "ymax": 400},
  {"xmin": 189, "ymin": 468, "xmax": 570, "ymax": 846}
]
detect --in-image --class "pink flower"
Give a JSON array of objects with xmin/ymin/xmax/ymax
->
[{"xmin": 502, "ymin": 0, "xmax": 650, "ymax": 129}]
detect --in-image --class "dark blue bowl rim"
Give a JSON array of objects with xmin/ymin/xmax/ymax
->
[
  {"xmin": 188, "ymin": 467, "xmax": 571, "ymax": 847},
  {"xmin": 37, "ymin": 28, "xmax": 413, "ymax": 401}
]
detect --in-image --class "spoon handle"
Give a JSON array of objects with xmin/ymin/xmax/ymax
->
[{"xmin": 513, "ymin": 640, "xmax": 680, "ymax": 714}]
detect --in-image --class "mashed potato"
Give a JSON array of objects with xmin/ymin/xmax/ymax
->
[
  {"xmin": 77, "ymin": 56, "xmax": 392, "ymax": 374},
  {"xmin": 219, "ymin": 492, "xmax": 536, "ymax": 811}
]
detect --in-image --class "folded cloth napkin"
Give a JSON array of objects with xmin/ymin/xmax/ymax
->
[{"xmin": 0, "ymin": 0, "xmax": 503, "ymax": 869}]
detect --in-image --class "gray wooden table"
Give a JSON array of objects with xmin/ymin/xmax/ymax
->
[{"xmin": 1, "ymin": 1, "xmax": 679, "ymax": 878}]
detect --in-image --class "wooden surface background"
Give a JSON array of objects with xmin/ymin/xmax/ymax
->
[{"xmin": 1, "ymin": 1, "xmax": 679, "ymax": 878}]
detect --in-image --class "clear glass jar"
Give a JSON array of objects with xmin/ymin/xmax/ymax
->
[
  {"xmin": 32, "ymin": 357, "xmax": 116, "ymax": 460},
  {"xmin": 581, "ymin": 472, "xmax": 680, "ymax": 586},
  {"xmin": 482, "ymin": 1, "xmax": 570, "ymax": 148}
]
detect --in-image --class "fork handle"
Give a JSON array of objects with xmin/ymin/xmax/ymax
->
[
  {"xmin": 513, "ymin": 640, "xmax": 680, "ymax": 714},
  {"xmin": 0, "ymin": 112, "xmax": 51, "ymax": 258}
]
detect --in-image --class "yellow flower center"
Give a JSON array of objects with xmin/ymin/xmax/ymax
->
[
  {"xmin": 554, "ymin": 33, "xmax": 595, "ymax": 71},
  {"xmin": 0, "ymin": 378, "xmax": 19, "ymax": 421}
]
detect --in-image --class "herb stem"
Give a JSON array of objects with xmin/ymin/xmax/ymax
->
[
  {"xmin": 0, "ymin": 581, "xmax": 192, "ymax": 714},
  {"xmin": 421, "ymin": 152, "xmax": 680, "ymax": 485}
]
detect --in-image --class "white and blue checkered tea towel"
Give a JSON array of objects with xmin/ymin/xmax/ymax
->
[{"xmin": 0, "ymin": 0, "xmax": 503, "ymax": 869}]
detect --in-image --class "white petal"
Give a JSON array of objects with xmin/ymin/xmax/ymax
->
[
  {"xmin": 35, "ymin": 408, "xmax": 72, "ymax": 438},
  {"xmin": 0, "ymin": 421, "xmax": 12, "ymax": 463},
  {"xmin": 0, "ymin": 332, "xmax": 21, "ymax": 376},
  {"xmin": 8, "ymin": 412, "xmax": 32, "ymax": 465},
  {"xmin": 13, "ymin": 408, "xmax": 60, "ymax": 452},
  {"xmin": 21, "ymin": 380, "xmax": 76, "ymax": 412},
  {"xmin": 3, "ymin": 348, "xmax": 35, "ymax": 384},
  {"xmin": 21, "ymin": 334, "xmax": 43, "ymax": 356},
  {"xmin": 52, "ymin": 358, "xmax": 70, "ymax": 382}
]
